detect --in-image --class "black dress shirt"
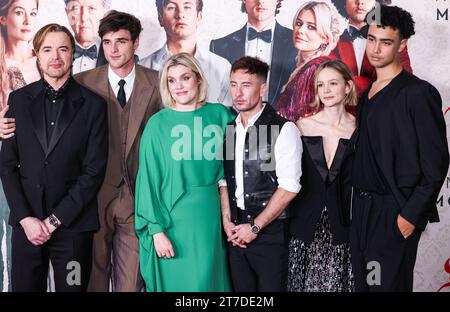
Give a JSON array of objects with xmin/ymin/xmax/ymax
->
[
  {"xmin": 43, "ymin": 77, "xmax": 71, "ymax": 145},
  {"xmin": 352, "ymin": 92, "xmax": 387, "ymax": 193}
]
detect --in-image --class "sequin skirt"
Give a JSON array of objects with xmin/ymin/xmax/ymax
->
[{"xmin": 287, "ymin": 207, "xmax": 354, "ymax": 292}]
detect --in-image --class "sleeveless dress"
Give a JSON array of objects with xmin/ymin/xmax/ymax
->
[
  {"xmin": 135, "ymin": 103, "xmax": 235, "ymax": 292},
  {"xmin": 288, "ymin": 136, "xmax": 354, "ymax": 292}
]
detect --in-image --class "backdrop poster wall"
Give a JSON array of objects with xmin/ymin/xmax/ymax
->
[{"xmin": 1, "ymin": 0, "xmax": 449, "ymax": 292}]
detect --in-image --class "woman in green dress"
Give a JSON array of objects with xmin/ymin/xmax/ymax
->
[{"xmin": 135, "ymin": 53, "xmax": 234, "ymax": 292}]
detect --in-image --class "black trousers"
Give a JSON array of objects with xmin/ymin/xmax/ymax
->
[
  {"xmin": 350, "ymin": 190, "xmax": 421, "ymax": 292},
  {"xmin": 228, "ymin": 213, "xmax": 288, "ymax": 292},
  {"xmin": 11, "ymin": 226, "xmax": 93, "ymax": 292}
]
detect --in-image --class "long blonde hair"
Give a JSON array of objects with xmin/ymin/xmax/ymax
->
[
  {"xmin": 0, "ymin": 35, "xmax": 8, "ymax": 108},
  {"xmin": 313, "ymin": 60, "xmax": 357, "ymax": 110},
  {"xmin": 293, "ymin": 1, "xmax": 342, "ymax": 67},
  {"xmin": 282, "ymin": 1, "xmax": 342, "ymax": 91},
  {"xmin": 159, "ymin": 52, "xmax": 208, "ymax": 108}
]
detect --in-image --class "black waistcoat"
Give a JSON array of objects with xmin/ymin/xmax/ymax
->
[{"xmin": 224, "ymin": 104, "xmax": 292, "ymax": 223}]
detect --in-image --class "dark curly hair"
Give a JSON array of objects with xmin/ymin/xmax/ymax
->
[
  {"xmin": 370, "ymin": 5, "xmax": 415, "ymax": 39},
  {"xmin": 240, "ymin": 0, "xmax": 283, "ymax": 16},
  {"xmin": 330, "ymin": 0, "xmax": 390, "ymax": 19}
]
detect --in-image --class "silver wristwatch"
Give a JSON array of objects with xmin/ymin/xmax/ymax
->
[
  {"xmin": 250, "ymin": 220, "xmax": 261, "ymax": 234},
  {"xmin": 49, "ymin": 214, "xmax": 61, "ymax": 229}
]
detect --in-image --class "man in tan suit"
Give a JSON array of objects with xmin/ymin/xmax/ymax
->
[{"xmin": 75, "ymin": 11, "xmax": 161, "ymax": 291}]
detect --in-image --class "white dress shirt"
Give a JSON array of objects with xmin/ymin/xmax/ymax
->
[
  {"xmin": 245, "ymin": 20, "xmax": 276, "ymax": 102},
  {"xmin": 108, "ymin": 64, "xmax": 136, "ymax": 103},
  {"xmin": 139, "ymin": 43, "xmax": 232, "ymax": 106},
  {"xmin": 348, "ymin": 25, "xmax": 366, "ymax": 75},
  {"xmin": 72, "ymin": 41, "xmax": 100, "ymax": 75},
  {"xmin": 227, "ymin": 105, "xmax": 303, "ymax": 210}
]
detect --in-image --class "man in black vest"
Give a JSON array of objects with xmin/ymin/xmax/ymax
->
[{"xmin": 220, "ymin": 56, "xmax": 302, "ymax": 291}]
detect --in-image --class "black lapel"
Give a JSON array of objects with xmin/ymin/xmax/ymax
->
[
  {"xmin": 328, "ymin": 138, "xmax": 351, "ymax": 184},
  {"xmin": 228, "ymin": 25, "xmax": 247, "ymax": 63},
  {"xmin": 366, "ymin": 71, "xmax": 407, "ymax": 133},
  {"xmin": 46, "ymin": 80, "xmax": 85, "ymax": 158},
  {"xmin": 302, "ymin": 136, "xmax": 328, "ymax": 183},
  {"xmin": 341, "ymin": 29, "xmax": 352, "ymax": 41},
  {"xmin": 269, "ymin": 23, "xmax": 294, "ymax": 106},
  {"xmin": 26, "ymin": 80, "xmax": 47, "ymax": 153}
]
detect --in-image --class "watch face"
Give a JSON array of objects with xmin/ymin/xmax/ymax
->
[
  {"xmin": 50, "ymin": 215, "xmax": 59, "ymax": 228},
  {"xmin": 251, "ymin": 225, "xmax": 259, "ymax": 234}
]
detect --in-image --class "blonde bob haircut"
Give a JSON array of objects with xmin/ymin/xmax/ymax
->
[
  {"xmin": 313, "ymin": 59, "xmax": 357, "ymax": 109},
  {"xmin": 159, "ymin": 52, "xmax": 208, "ymax": 108}
]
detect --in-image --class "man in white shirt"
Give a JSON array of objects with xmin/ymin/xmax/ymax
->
[
  {"xmin": 210, "ymin": 0, "xmax": 296, "ymax": 108},
  {"xmin": 220, "ymin": 56, "xmax": 302, "ymax": 291},
  {"xmin": 75, "ymin": 11, "xmax": 162, "ymax": 292},
  {"xmin": 140, "ymin": 0, "xmax": 232, "ymax": 106},
  {"xmin": 64, "ymin": 0, "xmax": 110, "ymax": 74}
]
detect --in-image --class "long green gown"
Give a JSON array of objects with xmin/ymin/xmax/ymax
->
[{"xmin": 135, "ymin": 103, "xmax": 235, "ymax": 292}]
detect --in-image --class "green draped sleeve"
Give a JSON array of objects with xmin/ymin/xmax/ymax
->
[{"xmin": 134, "ymin": 116, "xmax": 172, "ymax": 253}]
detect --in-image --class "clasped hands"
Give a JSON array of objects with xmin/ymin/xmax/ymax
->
[
  {"xmin": 223, "ymin": 221, "xmax": 257, "ymax": 248},
  {"xmin": 19, "ymin": 216, "xmax": 59, "ymax": 246}
]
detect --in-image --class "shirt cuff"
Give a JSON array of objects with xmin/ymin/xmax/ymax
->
[
  {"xmin": 218, "ymin": 178, "xmax": 227, "ymax": 187},
  {"xmin": 277, "ymin": 178, "xmax": 301, "ymax": 194}
]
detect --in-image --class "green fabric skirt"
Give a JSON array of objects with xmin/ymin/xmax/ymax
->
[{"xmin": 141, "ymin": 185, "xmax": 231, "ymax": 292}]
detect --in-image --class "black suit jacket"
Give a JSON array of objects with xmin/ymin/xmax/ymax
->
[
  {"xmin": 210, "ymin": 22, "xmax": 297, "ymax": 109},
  {"xmin": 0, "ymin": 78, "xmax": 108, "ymax": 232},
  {"xmin": 355, "ymin": 70, "xmax": 449, "ymax": 230}
]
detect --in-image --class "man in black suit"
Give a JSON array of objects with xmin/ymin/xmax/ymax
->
[
  {"xmin": 209, "ymin": 0, "xmax": 296, "ymax": 109},
  {"xmin": 0, "ymin": 23, "xmax": 108, "ymax": 292},
  {"xmin": 351, "ymin": 5, "xmax": 449, "ymax": 292}
]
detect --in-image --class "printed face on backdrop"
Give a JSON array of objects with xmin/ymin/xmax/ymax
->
[
  {"xmin": 317, "ymin": 67, "xmax": 351, "ymax": 108},
  {"xmin": 243, "ymin": 0, "xmax": 278, "ymax": 26},
  {"xmin": 345, "ymin": 0, "xmax": 376, "ymax": 26},
  {"xmin": 35, "ymin": 31, "xmax": 73, "ymax": 80},
  {"xmin": 65, "ymin": 0, "xmax": 107, "ymax": 47},
  {"xmin": 293, "ymin": 9, "xmax": 327, "ymax": 54},
  {"xmin": 366, "ymin": 24, "xmax": 407, "ymax": 69},
  {"xmin": 101, "ymin": 29, "xmax": 138, "ymax": 71},
  {"xmin": 167, "ymin": 64, "xmax": 200, "ymax": 107},
  {"xmin": 159, "ymin": 0, "xmax": 202, "ymax": 41},
  {"xmin": 230, "ymin": 69, "xmax": 267, "ymax": 113},
  {"xmin": 0, "ymin": 0, "xmax": 38, "ymax": 43}
]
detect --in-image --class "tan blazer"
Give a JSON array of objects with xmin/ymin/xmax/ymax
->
[{"xmin": 74, "ymin": 65, "xmax": 162, "ymax": 219}]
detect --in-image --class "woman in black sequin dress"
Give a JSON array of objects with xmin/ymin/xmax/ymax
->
[{"xmin": 288, "ymin": 60, "xmax": 357, "ymax": 292}]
